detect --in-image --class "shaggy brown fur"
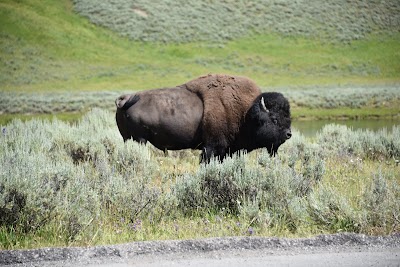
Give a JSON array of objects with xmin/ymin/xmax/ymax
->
[
  {"xmin": 182, "ymin": 74, "xmax": 261, "ymax": 149},
  {"xmin": 115, "ymin": 74, "xmax": 290, "ymax": 162}
]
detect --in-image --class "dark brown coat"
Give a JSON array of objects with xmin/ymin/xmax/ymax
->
[
  {"xmin": 115, "ymin": 74, "xmax": 291, "ymax": 162},
  {"xmin": 183, "ymin": 74, "xmax": 261, "ymax": 150},
  {"xmin": 115, "ymin": 87, "xmax": 204, "ymax": 150}
]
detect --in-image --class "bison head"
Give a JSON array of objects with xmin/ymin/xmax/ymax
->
[{"xmin": 241, "ymin": 92, "xmax": 291, "ymax": 156}]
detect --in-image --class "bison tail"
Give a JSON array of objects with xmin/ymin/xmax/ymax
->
[{"xmin": 115, "ymin": 94, "xmax": 140, "ymax": 110}]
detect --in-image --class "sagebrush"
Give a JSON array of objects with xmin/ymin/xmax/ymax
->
[
  {"xmin": 1, "ymin": 85, "xmax": 399, "ymax": 115},
  {"xmin": 73, "ymin": 0, "xmax": 400, "ymax": 43},
  {"xmin": 0, "ymin": 109, "xmax": 399, "ymax": 249}
]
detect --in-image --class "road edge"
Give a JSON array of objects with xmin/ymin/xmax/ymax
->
[{"xmin": 1, "ymin": 233, "xmax": 399, "ymax": 265}]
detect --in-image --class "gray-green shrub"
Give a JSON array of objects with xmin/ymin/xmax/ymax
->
[
  {"xmin": 172, "ymin": 132, "xmax": 325, "ymax": 231},
  {"xmin": 281, "ymin": 85, "xmax": 400, "ymax": 109},
  {"xmin": 73, "ymin": 0, "xmax": 400, "ymax": 43},
  {"xmin": 360, "ymin": 169, "xmax": 400, "ymax": 233},
  {"xmin": 0, "ymin": 109, "xmax": 162, "ymax": 242},
  {"xmin": 307, "ymin": 183, "xmax": 361, "ymax": 232},
  {"xmin": 316, "ymin": 124, "xmax": 400, "ymax": 159},
  {"xmin": 2, "ymin": 85, "xmax": 399, "ymax": 116},
  {"xmin": 0, "ymin": 110, "xmax": 399, "ymax": 247}
]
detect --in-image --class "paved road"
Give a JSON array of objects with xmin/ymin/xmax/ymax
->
[
  {"xmin": 1, "ymin": 233, "xmax": 399, "ymax": 267},
  {"xmin": 85, "ymin": 248, "xmax": 400, "ymax": 267}
]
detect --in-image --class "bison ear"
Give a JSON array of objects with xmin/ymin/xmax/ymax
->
[{"xmin": 260, "ymin": 97, "xmax": 269, "ymax": 113}]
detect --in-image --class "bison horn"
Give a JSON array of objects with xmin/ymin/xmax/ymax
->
[{"xmin": 260, "ymin": 97, "xmax": 269, "ymax": 113}]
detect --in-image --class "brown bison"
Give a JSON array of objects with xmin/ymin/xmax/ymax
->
[{"xmin": 115, "ymin": 74, "xmax": 291, "ymax": 162}]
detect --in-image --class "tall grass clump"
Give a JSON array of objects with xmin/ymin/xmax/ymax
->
[
  {"xmin": 310, "ymin": 124, "xmax": 400, "ymax": 233},
  {"xmin": 307, "ymin": 183, "xmax": 361, "ymax": 233}
]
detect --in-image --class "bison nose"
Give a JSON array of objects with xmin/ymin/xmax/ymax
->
[{"xmin": 286, "ymin": 130, "xmax": 292, "ymax": 139}]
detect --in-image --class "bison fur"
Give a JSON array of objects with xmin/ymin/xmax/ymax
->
[{"xmin": 115, "ymin": 74, "xmax": 291, "ymax": 162}]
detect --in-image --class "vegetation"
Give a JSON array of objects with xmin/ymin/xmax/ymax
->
[
  {"xmin": 0, "ymin": 0, "xmax": 399, "ymax": 250},
  {"xmin": 1, "ymin": 85, "xmax": 399, "ymax": 125},
  {"xmin": 1, "ymin": 0, "xmax": 399, "ymax": 93},
  {"xmin": 73, "ymin": 0, "xmax": 400, "ymax": 43},
  {"xmin": 1, "ymin": 110, "xmax": 399, "ymax": 249}
]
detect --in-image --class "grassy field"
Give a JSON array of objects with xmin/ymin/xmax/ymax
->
[{"xmin": 0, "ymin": 110, "xmax": 399, "ymax": 249}]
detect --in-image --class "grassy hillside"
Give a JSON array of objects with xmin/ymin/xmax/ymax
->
[
  {"xmin": 74, "ymin": 0, "xmax": 400, "ymax": 43},
  {"xmin": 1, "ymin": 0, "xmax": 399, "ymax": 93}
]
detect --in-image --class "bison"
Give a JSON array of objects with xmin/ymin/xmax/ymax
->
[{"xmin": 115, "ymin": 74, "xmax": 291, "ymax": 162}]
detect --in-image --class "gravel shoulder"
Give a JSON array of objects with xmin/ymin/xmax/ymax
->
[{"xmin": 1, "ymin": 233, "xmax": 399, "ymax": 267}]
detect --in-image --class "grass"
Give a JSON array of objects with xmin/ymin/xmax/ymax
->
[
  {"xmin": 293, "ymin": 106, "xmax": 400, "ymax": 120},
  {"xmin": 0, "ymin": 110, "xmax": 399, "ymax": 249},
  {"xmin": 1, "ymin": 0, "xmax": 399, "ymax": 123},
  {"xmin": 1, "ymin": 85, "xmax": 399, "ymax": 125},
  {"xmin": 0, "ymin": 112, "xmax": 84, "ymax": 125},
  {"xmin": 73, "ymin": 0, "xmax": 400, "ymax": 44},
  {"xmin": 1, "ymin": 0, "xmax": 399, "ymax": 93}
]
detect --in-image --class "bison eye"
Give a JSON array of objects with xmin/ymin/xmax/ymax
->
[{"xmin": 272, "ymin": 118, "xmax": 278, "ymax": 125}]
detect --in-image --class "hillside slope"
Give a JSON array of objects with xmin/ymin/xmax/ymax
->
[
  {"xmin": 0, "ymin": 0, "xmax": 399, "ymax": 92},
  {"xmin": 74, "ymin": 0, "xmax": 400, "ymax": 43}
]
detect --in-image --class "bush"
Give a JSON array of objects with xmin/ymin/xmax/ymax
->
[
  {"xmin": 0, "ymin": 109, "xmax": 162, "ymax": 243},
  {"xmin": 173, "ymin": 132, "xmax": 325, "ymax": 232},
  {"xmin": 316, "ymin": 124, "xmax": 400, "ymax": 159},
  {"xmin": 283, "ymin": 85, "xmax": 400, "ymax": 109},
  {"xmin": 307, "ymin": 183, "xmax": 361, "ymax": 233},
  {"xmin": 0, "ymin": 109, "xmax": 399, "ymax": 248},
  {"xmin": 173, "ymin": 154, "xmax": 256, "ymax": 215},
  {"xmin": 360, "ymin": 169, "xmax": 400, "ymax": 234}
]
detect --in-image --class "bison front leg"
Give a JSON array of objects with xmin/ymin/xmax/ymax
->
[
  {"xmin": 201, "ymin": 146, "xmax": 213, "ymax": 163},
  {"xmin": 201, "ymin": 146, "xmax": 227, "ymax": 163},
  {"xmin": 267, "ymin": 143, "xmax": 278, "ymax": 157}
]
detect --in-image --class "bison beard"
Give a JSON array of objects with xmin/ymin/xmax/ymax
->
[
  {"xmin": 115, "ymin": 74, "xmax": 291, "ymax": 163},
  {"xmin": 236, "ymin": 93, "xmax": 292, "ymax": 157}
]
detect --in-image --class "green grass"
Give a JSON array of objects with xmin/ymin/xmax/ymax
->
[
  {"xmin": 1, "ymin": 85, "xmax": 399, "ymax": 125},
  {"xmin": 1, "ymin": 0, "xmax": 399, "ymax": 93},
  {"xmin": 1, "ymin": 103, "xmax": 398, "ymax": 126},
  {"xmin": 0, "ymin": 112, "xmax": 84, "ymax": 125},
  {"xmin": 293, "ymin": 106, "xmax": 400, "ymax": 120}
]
